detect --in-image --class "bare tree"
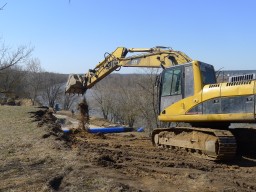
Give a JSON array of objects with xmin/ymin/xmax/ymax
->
[
  {"xmin": 0, "ymin": 65, "xmax": 27, "ymax": 96},
  {"xmin": 136, "ymin": 69, "xmax": 161, "ymax": 130},
  {"xmin": 0, "ymin": 40, "xmax": 33, "ymax": 71},
  {"xmin": 41, "ymin": 73, "xmax": 66, "ymax": 108},
  {"xmin": 89, "ymin": 70, "xmax": 162, "ymax": 130},
  {"xmin": 62, "ymin": 94, "xmax": 79, "ymax": 110},
  {"xmin": 0, "ymin": 40, "xmax": 33, "ymax": 97},
  {"xmin": 25, "ymin": 58, "xmax": 44, "ymax": 105},
  {"xmin": 91, "ymin": 74, "xmax": 141, "ymax": 127},
  {"xmin": 116, "ymin": 86, "xmax": 140, "ymax": 127},
  {"xmin": 91, "ymin": 83, "xmax": 113, "ymax": 119}
]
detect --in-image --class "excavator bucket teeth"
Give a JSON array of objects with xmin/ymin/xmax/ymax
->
[{"xmin": 65, "ymin": 74, "xmax": 87, "ymax": 95}]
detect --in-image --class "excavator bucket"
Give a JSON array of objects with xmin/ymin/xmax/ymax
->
[{"xmin": 65, "ymin": 74, "xmax": 87, "ymax": 95}]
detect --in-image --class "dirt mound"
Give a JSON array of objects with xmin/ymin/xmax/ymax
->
[
  {"xmin": 29, "ymin": 108, "xmax": 107, "ymax": 149},
  {"xmin": 29, "ymin": 107, "xmax": 76, "ymax": 146},
  {"xmin": 30, "ymin": 107, "xmax": 55, "ymax": 121},
  {"xmin": 30, "ymin": 107, "xmax": 59, "ymax": 130}
]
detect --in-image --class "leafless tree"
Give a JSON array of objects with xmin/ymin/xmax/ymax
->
[
  {"xmin": 25, "ymin": 58, "xmax": 44, "ymax": 105},
  {"xmin": 91, "ymin": 83, "xmax": 113, "ymax": 119},
  {"xmin": 0, "ymin": 40, "xmax": 33, "ymax": 97},
  {"xmin": 62, "ymin": 94, "xmax": 79, "ymax": 110},
  {"xmin": 115, "ymin": 86, "xmax": 140, "ymax": 127},
  {"xmin": 88, "ymin": 68, "xmax": 162, "ymax": 130},
  {"xmin": 0, "ymin": 41, "xmax": 33, "ymax": 71},
  {"xmin": 136, "ymin": 68, "xmax": 161, "ymax": 130},
  {"xmin": 0, "ymin": 65, "xmax": 27, "ymax": 96},
  {"xmin": 90, "ymin": 74, "xmax": 141, "ymax": 127},
  {"xmin": 41, "ymin": 73, "xmax": 66, "ymax": 108}
]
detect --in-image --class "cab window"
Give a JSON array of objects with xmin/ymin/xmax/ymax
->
[
  {"xmin": 200, "ymin": 63, "xmax": 216, "ymax": 85},
  {"xmin": 161, "ymin": 68, "xmax": 182, "ymax": 96}
]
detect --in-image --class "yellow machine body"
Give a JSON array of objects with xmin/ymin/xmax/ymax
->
[{"xmin": 158, "ymin": 61, "xmax": 256, "ymax": 124}]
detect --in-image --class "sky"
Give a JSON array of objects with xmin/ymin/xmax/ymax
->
[{"xmin": 0, "ymin": 0, "xmax": 256, "ymax": 74}]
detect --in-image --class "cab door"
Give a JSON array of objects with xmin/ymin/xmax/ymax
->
[{"xmin": 160, "ymin": 66, "xmax": 183, "ymax": 112}]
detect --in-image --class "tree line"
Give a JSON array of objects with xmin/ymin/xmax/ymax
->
[
  {"xmin": 87, "ymin": 69, "xmax": 162, "ymax": 131},
  {"xmin": 0, "ymin": 40, "xmax": 78, "ymax": 109}
]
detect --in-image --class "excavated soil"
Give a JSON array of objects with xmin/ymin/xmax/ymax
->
[{"xmin": 1, "ymin": 107, "xmax": 256, "ymax": 191}]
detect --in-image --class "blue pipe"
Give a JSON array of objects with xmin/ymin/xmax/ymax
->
[{"xmin": 88, "ymin": 127, "xmax": 133, "ymax": 133}]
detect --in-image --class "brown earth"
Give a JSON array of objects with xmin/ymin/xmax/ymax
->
[{"xmin": 1, "ymin": 106, "xmax": 256, "ymax": 191}]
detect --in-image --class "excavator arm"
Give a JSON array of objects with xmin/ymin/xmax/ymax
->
[{"xmin": 65, "ymin": 46, "xmax": 192, "ymax": 94}]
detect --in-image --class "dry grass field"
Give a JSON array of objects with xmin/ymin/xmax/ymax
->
[{"xmin": 0, "ymin": 106, "xmax": 76, "ymax": 191}]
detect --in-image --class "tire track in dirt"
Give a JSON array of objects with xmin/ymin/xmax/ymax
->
[{"xmin": 72, "ymin": 132, "xmax": 256, "ymax": 191}]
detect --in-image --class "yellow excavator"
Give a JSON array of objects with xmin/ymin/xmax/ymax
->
[{"xmin": 66, "ymin": 46, "xmax": 256, "ymax": 160}]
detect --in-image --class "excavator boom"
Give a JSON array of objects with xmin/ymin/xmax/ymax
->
[{"xmin": 65, "ymin": 46, "xmax": 192, "ymax": 94}]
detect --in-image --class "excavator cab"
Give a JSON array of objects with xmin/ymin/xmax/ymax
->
[{"xmin": 159, "ymin": 61, "xmax": 216, "ymax": 114}]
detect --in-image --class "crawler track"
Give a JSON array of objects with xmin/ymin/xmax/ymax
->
[{"xmin": 151, "ymin": 127, "xmax": 237, "ymax": 160}]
